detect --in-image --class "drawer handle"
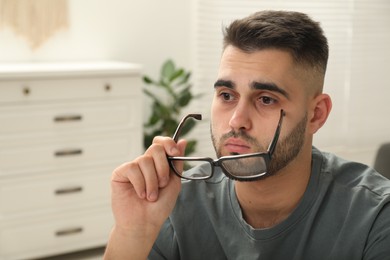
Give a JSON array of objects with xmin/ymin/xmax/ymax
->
[
  {"xmin": 54, "ymin": 115, "xmax": 83, "ymax": 122},
  {"xmin": 23, "ymin": 87, "xmax": 30, "ymax": 96},
  {"xmin": 55, "ymin": 186, "xmax": 83, "ymax": 195},
  {"xmin": 54, "ymin": 149, "xmax": 83, "ymax": 157},
  {"xmin": 55, "ymin": 227, "xmax": 83, "ymax": 237}
]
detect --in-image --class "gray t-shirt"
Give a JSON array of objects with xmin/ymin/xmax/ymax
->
[{"xmin": 149, "ymin": 147, "xmax": 390, "ymax": 259}]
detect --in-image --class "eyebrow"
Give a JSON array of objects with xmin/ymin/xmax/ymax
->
[
  {"xmin": 214, "ymin": 79, "xmax": 235, "ymax": 89},
  {"xmin": 214, "ymin": 79, "xmax": 290, "ymax": 99},
  {"xmin": 252, "ymin": 81, "xmax": 290, "ymax": 99}
]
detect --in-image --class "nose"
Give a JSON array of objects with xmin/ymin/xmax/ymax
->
[{"xmin": 228, "ymin": 102, "xmax": 252, "ymax": 132}]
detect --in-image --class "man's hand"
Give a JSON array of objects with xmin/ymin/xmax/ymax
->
[{"xmin": 104, "ymin": 136, "xmax": 187, "ymax": 259}]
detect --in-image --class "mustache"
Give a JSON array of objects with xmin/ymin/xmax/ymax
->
[{"xmin": 220, "ymin": 130, "xmax": 260, "ymax": 146}]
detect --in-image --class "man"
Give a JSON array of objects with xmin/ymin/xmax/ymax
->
[{"xmin": 104, "ymin": 10, "xmax": 390, "ymax": 259}]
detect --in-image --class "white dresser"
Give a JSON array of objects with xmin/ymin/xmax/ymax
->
[{"xmin": 0, "ymin": 62, "xmax": 143, "ymax": 259}]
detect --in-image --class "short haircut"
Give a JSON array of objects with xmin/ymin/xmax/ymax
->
[{"xmin": 223, "ymin": 10, "xmax": 329, "ymax": 92}]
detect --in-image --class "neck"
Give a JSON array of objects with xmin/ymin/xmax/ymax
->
[{"xmin": 234, "ymin": 149, "xmax": 312, "ymax": 229}]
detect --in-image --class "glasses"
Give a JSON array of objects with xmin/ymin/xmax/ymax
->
[{"xmin": 168, "ymin": 110, "xmax": 285, "ymax": 181}]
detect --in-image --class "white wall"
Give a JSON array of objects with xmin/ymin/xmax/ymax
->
[
  {"xmin": 0, "ymin": 0, "xmax": 194, "ymax": 77},
  {"xmin": 314, "ymin": 0, "xmax": 390, "ymax": 165}
]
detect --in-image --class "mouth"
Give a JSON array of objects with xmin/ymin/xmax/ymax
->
[{"xmin": 224, "ymin": 138, "xmax": 252, "ymax": 154}]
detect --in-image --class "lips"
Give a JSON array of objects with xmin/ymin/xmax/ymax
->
[{"xmin": 224, "ymin": 138, "xmax": 251, "ymax": 154}]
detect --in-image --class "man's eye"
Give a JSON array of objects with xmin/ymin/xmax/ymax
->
[
  {"xmin": 259, "ymin": 96, "xmax": 277, "ymax": 105},
  {"xmin": 220, "ymin": 92, "xmax": 233, "ymax": 101}
]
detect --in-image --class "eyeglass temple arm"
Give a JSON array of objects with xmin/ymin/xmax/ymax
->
[
  {"xmin": 268, "ymin": 109, "xmax": 285, "ymax": 155},
  {"xmin": 172, "ymin": 114, "xmax": 202, "ymax": 142}
]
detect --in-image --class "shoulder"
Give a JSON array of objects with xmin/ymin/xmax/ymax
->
[
  {"xmin": 310, "ymin": 148, "xmax": 390, "ymax": 257},
  {"xmin": 313, "ymin": 148, "xmax": 390, "ymax": 193},
  {"xmin": 313, "ymin": 147, "xmax": 390, "ymax": 200}
]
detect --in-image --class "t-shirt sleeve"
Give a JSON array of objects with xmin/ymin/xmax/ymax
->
[
  {"xmin": 363, "ymin": 200, "xmax": 390, "ymax": 260},
  {"xmin": 148, "ymin": 217, "xmax": 180, "ymax": 260}
]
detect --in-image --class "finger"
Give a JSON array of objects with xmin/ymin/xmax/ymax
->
[
  {"xmin": 148, "ymin": 137, "xmax": 181, "ymax": 188},
  {"xmin": 152, "ymin": 147, "xmax": 171, "ymax": 188},
  {"xmin": 170, "ymin": 139, "xmax": 187, "ymax": 175},
  {"xmin": 152, "ymin": 136, "xmax": 181, "ymax": 156},
  {"xmin": 112, "ymin": 161, "xmax": 146, "ymax": 199},
  {"xmin": 154, "ymin": 138, "xmax": 187, "ymax": 186},
  {"xmin": 177, "ymin": 139, "xmax": 187, "ymax": 152},
  {"xmin": 137, "ymin": 154, "xmax": 160, "ymax": 202}
]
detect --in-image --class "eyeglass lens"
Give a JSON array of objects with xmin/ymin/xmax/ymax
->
[
  {"xmin": 170, "ymin": 155, "xmax": 267, "ymax": 179},
  {"xmin": 221, "ymin": 156, "xmax": 267, "ymax": 177},
  {"xmin": 171, "ymin": 159, "xmax": 213, "ymax": 179}
]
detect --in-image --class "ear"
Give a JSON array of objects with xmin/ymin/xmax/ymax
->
[{"xmin": 308, "ymin": 93, "xmax": 332, "ymax": 134}]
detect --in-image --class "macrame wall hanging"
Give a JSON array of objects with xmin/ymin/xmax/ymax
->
[{"xmin": 0, "ymin": 0, "xmax": 69, "ymax": 49}]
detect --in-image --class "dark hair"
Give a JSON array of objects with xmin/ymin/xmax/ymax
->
[{"xmin": 223, "ymin": 10, "xmax": 328, "ymax": 76}]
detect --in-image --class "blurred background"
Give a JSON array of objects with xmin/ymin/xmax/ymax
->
[
  {"xmin": 2, "ymin": 0, "xmax": 389, "ymax": 165},
  {"xmin": 1, "ymin": 0, "xmax": 389, "ymax": 258}
]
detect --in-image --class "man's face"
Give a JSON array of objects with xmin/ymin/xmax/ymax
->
[{"xmin": 210, "ymin": 46, "xmax": 310, "ymax": 177}]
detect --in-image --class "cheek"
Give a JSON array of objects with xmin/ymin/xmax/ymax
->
[
  {"xmin": 211, "ymin": 99, "xmax": 235, "ymax": 140},
  {"xmin": 211, "ymin": 97, "xmax": 232, "ymax": 120},
  {"xmin": 210, "ymin": 116, "xmax": 226, "ymax": 148},
  {"xmin": 210, "ymin": 120, "xmax": 221, "ymax": 140},
  {"xmin": 211, "ymin": 102, "xmax": 222, "ymax": 134}
]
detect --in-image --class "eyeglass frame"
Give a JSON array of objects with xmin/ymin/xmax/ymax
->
[{"xmin": 167, "ymin": 109, "xmax": 285, "ymax": 181}]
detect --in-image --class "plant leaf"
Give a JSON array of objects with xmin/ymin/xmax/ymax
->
[
  {"xmin": 162, "ymin": 118, "xmax": 179, "ymax": 136},
  {"xmin": 143, "ymin": 75, "xmax": 155, "ymax": 84},
  {"xmin": 178, "ymin": 90, "xmax": 192, "ymax": 107},
  {"xmin": 179, "ymin": 119, "xmax": 196, "ymax": 137},
  {"xmin": 176, "ymin": 71, "xmax": 191, "ymax": 85},
  {"xmin": 169, "ymin": 68, "xmax": 184, "ymax": 82},
  {"xmin": 142, "ymin": 59, "xmax": 202, "ymax": 154},
  {"xmin": 143, "ymin": 88, "xmax": 159, "ymax": 101},
  {"xmin": 161, "ymin": 59, "xmax": 175, "ymax": 80},
  {"xmin": 143, "ymin": 134, "xmax": 153, "ymax": 150},
  {"xmin": 153, "ymin": 102, "xmax": 171, "ymax": 119},
  {"xmin": 145, "ymin": 112, "xmax": 160, "ymax": 126},
  {"xmin": 158, "ymin": 78, "xmax": 177, "ymax": 99},
  {"xmin": 185, "ymin": 140, "xmax": 197, "ymax": 156}
]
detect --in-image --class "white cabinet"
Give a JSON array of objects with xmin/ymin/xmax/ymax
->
[{"xmin": 0, "ymin": 62, "xmax": 143, "ymax": 259}]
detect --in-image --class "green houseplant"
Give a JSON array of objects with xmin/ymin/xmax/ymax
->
[{"xmin": 143, "ymin": 59, "xmax": 201, "ymax": 155}]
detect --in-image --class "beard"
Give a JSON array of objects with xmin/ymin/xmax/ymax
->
[{"xmin": 211, "ymin": 113, "xmax": 307, "ymax": 181}]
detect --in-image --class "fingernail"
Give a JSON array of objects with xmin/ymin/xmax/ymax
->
[{"xmin": 148, "ymin": 191, "xmax": 158, "ymax": 201}]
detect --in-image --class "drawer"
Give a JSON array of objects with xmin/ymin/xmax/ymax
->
[
  {"xmin": 0, "ymin": 207, "xmax": 113, "ymax": 259},
  {"xmin": 0, "ymin": 98, "xmax": 141, "ymax": 135},
  {"xmin": 0, "ymin": 130, "xmax": 142, "ymax": 176},
  {"xmin": 0, "ymin": 76, "xmax": 141, "ymax": 103},
  {"xmin": 0, "ymin": 165, "xmax": 113, "ymax": 214}
]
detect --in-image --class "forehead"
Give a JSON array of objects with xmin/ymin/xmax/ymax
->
[{"xmin": 217, "ymin": 46, "xmax": 304, "ymax": 94}]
